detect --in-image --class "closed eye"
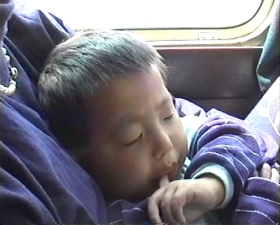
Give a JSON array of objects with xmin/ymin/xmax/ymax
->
[
  {"xmin": 163, "ymin": 113, "xmax": 174, "ymax": 121},
  {"xmin": 123, "ymin": 133, "xmax": 143, "ymax": 146}
]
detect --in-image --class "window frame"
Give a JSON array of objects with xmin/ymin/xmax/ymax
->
[{"xmin": 117, "ymin": 0, "xmax": 277, "ymax": 46}]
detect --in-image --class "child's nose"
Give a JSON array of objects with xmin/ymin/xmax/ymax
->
[{"xmin": 152, "ymin": 129, "xmax": 173, "ymax": 160}]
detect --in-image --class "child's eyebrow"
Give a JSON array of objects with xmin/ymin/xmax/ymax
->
[{"xmin": 155, "ymin": 96, "xmax": 173, "ymax": 111}]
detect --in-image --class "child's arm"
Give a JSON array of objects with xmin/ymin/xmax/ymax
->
[{"xmin": 184, "ymin": 114, "xmax": 264, "ymax": 209}]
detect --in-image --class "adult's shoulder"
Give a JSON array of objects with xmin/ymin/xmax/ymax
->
[{"xmin": 6, "ymin": 0, "xmax": 73, "ymax": 72}]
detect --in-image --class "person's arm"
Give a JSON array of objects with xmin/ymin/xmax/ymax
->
[
  {"xmin": 181, "ymin": 115, "xmax": 234, "ymax": 210},
  {"xmin": 185, "ymin": 114, "xmax": 264, "ymax": 210},
  {"xmin": 1, "ymin": 143, "xmax": 58, "ymax": 224}
]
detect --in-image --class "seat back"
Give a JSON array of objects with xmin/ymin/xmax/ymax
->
[{"xmin": 158, "ymin": 47, "xmax": 263, "ymax": 119}]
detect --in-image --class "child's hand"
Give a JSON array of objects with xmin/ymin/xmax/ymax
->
[{"xmin": 148, "ymin": 174, "xmax": 225, "ymax": 223}]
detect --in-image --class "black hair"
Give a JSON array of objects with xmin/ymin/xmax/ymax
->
[{"xmin": 38, "ymin": 29, "xmax": 167, "ymax": 156}]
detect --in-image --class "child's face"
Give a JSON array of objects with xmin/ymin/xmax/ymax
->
[{"xmin": 81, "ymin": 65, "xmax": 188, "ymax": 201}]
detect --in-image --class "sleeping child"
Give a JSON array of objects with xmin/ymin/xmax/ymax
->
[{"xmin": 38, "ymin": 29, "xmax": 279, "ymax": 223}]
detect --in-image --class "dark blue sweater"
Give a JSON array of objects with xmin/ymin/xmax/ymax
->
[{"xmin": 1, "ymin": 0, "xmax": 107, "ymax": 223}]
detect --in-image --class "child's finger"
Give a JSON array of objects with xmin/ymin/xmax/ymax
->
[
  {"xmin": 270, "ymin": 168, "xmax": 280, "ymax": 183},
  {"xmin": 171, "ymin": 188, "xmax": 188, "ymax": 223},
  {"xmin": 147, "ymin": 176, "xmax": 170, "ymax": 223},
  {"xmin": 260, "ymin": 163, "xmax": 271, "ymax": 179},
  {"xmin": 160, "ymin": 175, "xmax": 170, "ymax": 188},
  {"xmin": 160, "ymin": 185, "xmax": 178, "ymax": 223},
  {"xmin": 148, "ymin": 200, "xmax": 162, "ymax": 223},
  {"xmin": 148, "ymin": 189, "xmax": 164, "ymax": 223}
]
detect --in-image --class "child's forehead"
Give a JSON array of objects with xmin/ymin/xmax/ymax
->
[
  {"xmin": 89, "ymin": 64, "xmax": 170, "ymax": 124},
  {"xmin": 98, "ymin": 64, "xmax": 163, "ymax": 92}
]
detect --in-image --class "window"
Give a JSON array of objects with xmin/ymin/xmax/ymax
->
[
  {"xmin": 24, "ymin": 0, "xmax": 263, "ymax": 29},
  {"xmin": 24, "ymin": 0, "xmax": 277, "ymax": 45}
]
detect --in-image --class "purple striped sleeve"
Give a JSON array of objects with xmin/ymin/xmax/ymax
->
[
  {"xmin": 232, "ymin": 177, "xmax": 279, "ymax": 224},
  {"xmin": 185, "ymin": 115, "xmax": 264, "ymax": 208}
]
